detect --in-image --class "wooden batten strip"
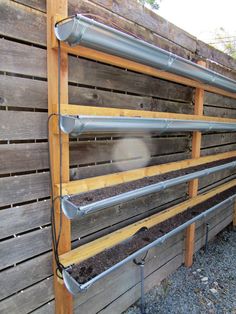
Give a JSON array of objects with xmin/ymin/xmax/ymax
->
[
  {"xmin": 55, "ymin": 150, "xmax": 236, "ymax": 196},
  {"xmin": 59, "ymin": 178, "xmax": 236, "ymax": 267},
  {"xmin": 185, "ymin": 60, "xmax": 205, "ymax": 267},
  {"xmin": 60, "ymin": 104, "xmax": 236, "ymax": 123},
  {"xmin": 54, "ymin": 43, "xmax": 236, "ymax": 100}
]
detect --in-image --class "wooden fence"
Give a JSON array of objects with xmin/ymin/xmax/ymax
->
[{"xmin": 0, "ymin": 0, "xmax": 236, "ymax": 313}]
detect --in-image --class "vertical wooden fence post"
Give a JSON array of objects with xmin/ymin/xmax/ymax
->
[
  {"xmin": 47, "ymin": 0, "xmax": 73, "ymax": 313},
  {"xmin": 185, "ymin": 60, "xmax": 206, "ymax": 267}
]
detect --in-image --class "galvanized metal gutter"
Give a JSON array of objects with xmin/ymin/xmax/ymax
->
[
  {"xmin": 60, "ymin": 115, "xmax": 236, "ymax": 135},
  {"xmin": 62, "ymin": 192, "xmax": 236, "ymax": 295},
  {"xmin": 55, "ymin": 15, "xmax": 236, "ymax": 93},
  {"xmin": 62, "ymin": 160, "xmax": 236, "ymax": 219}
]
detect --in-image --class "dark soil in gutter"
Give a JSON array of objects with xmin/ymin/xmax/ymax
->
[
  {"xmin": 70, "ymin": 157, "xmax": 236, "ymax": 206},
  {"xmin": 68, "ymin": 185, "xmax": 236, "ymax": 284}
]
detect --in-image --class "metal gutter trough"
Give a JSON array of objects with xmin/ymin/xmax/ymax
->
[
  {"xmin": 55, "ymin": 14, "xmax": 236, "ymax": 93},
  {"xmin": 62, "ymin": 193, "xmax": 236, "ymax": 295},
  {"xmin": 60, "ymin": 115, "xmax": 236, "ymax": 136},
  {"xmin": 61, "ymin": 160, "xmax": 236, "ymax": 219}
]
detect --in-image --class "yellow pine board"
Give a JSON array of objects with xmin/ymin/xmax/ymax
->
[{"xmin": 60, "ymin": 104, "xmax": 236, "ymax": 124}]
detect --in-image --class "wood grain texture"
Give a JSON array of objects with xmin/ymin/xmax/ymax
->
[
  {"xmin": 0, "ymin": 200, "xmax": 50, "ymax": 239},
  {"xmin": 0, "ymin": 0, "xmax": 46, "ymax": 45},
  {"xmin": 0, "ymin": 227, "xmax": 51, "ymax": 270},
  {"xmin": 0, "ymin": 277, "xmax": 54, "ymax": 314},
  {"xmin": 0, "ymin": 252, "xmax": 52, "ymax": 300},
  {"xmin": 0, "ymin": 172, "xmax": 49, "ymax": 207},
  {"xmin": 0, "ymin": 111, "xmax": 47, "ymax": 140},
  {"xmin": 201, "ymin": 132, "xmax": 236, "ymax": 148},
  {"xmin": 72, "ymin": 152, "xmax": 190, "ymax": 180},
  {"xmin": 0, "ymin": 75, "xmax": 47, "ymax": 109},
  {"xmin": 0, "ymin": 137, "xmax": 189, "ymax": 175},
  {"xmin": 68, "ymin": 56, "xmax": 193, "ymax": 101},
  {"xmin": 205, "ymin": 92, "xmax": 236, "ymax": 109},
  {"xmin": 0, "ymin": 39, "xmax": 46, "ymax": 77},
  {"xmin": 32, "ymin": 301, "xmax": 55, "ymax": 314}
]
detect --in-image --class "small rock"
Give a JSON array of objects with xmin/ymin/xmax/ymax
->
[
  {"xmin": 213, "ymin": 281, "xmax": 218, "ymax": 286},
  {"xmin": 192, "ymin": 271, "xmax": 197, "ymax": 275},
  {"xmin": 201, "ymin": 277, "xmax": 208, "ymax": 282},
  {"xmin": 210, "ymin": 288, "xmax": 218, "ymax": 294},
  {"xmin": 197, "ymin": 269, "xmax": 202, "ymax": 272},
  {"xmin": 199, "ymin": 275, "xmax": 203, "ymax": 278}
]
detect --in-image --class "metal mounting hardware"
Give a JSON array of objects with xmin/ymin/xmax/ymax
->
[
  {"xmin": 55, "ymin": 15, "xmax": 236, "ymax": 93},
  {"xmin": 60, "ymin": 115, "xmax": 236, "ymax": 136},
  {"xmin": 133, "ymin": 251, "xmax": 149, "ymax": 314},
  {"xmin": 61, "ymin": 193, "xmax": 236, "ymax": 295},
  {"xmin": 61, "ymin": 160, "xmax": 236, "ymax": 219}
]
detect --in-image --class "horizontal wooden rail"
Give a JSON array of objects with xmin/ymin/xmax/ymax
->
[
  {"xmin": 55, "ymin": 150, "xmax": 236, "ymax": 196},
  {"xmin": 59, "ymin": 178, "xmax": 236, "ymax": 267},
  {"xmin": 61, "ymin": 104, "xmax": 236, "ymax": 123},
  {"xmin": 53, "ymin": 41, "xmax": 236, "ymax": 100}
]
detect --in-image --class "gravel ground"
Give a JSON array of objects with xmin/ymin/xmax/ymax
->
[{"xmin": 125, "ymin": 225, "xmax": 236, "ymax": 314}]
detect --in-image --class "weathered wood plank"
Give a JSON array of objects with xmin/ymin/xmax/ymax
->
[
  {"xmin": 13, "ymin": 0, "xmax": 46, "ymax": 12},
  {"xmin": 0, "ymin": 0, "xmax": 46, "ymax": 45},
  {"xmin": 0, "ymin": 74, "xmax": 192, "ymax": 112},
  {"xmin": 0, "ymin": 277, "xmax": 54, "ymax": 314},
  {"xmin": 0, "ymin": 200, "xmax": 50, "ymax": 239},
  {"xmin": 0, "ymin": 227, "xmax": 51, "ymax": 270},
  {"xmin": 0, "ymin": 137, "xmax": 189, "ymax": 174},
  {"xmin": 0, "ymin": 39, "xmax": 46, "ymax": 77},
  {"xmin": 0, "ymin": 39, "xmax": 193, "ymax": 101},
  {"xmin": 0, "ymin": 75, "xmax": 47, "ymax": 109},
  {"xmin": 70, "ymin": 136, "xmax": 190, "ymax": 166},
  {"xmin": 0, "ymin": 111, "xmax": 47, "ymax": 140},
  {"xmin": 199, "ymin": 171, "xmax": 236, "ymax": 192},
  {"xmin": 69, "ymin": 84, "xmax": 193, "ymax": 113},
  {"xmin": 0, "ymin": 172, "xmax": 49, "ymax": 207},
  {"xmin": 0, "ymin": 143, "xmax": 49, "ymax": 174},
  {"xmin": 0, "ymin": 252, "xmax": 52, "ymax": 300},
  {"xmin": 201, "ymin": 132, "xmax": 236, "ymax": 148},
  {"xmin": 207, "ymin": 61, "xmax": 236, "ymax": 81},
  {"xmin": 71, "ymin": 152, "xmax": 190, "ymax": 180},
  {"xmin": 31, "ymin": 301, "xmax": 55, "ymax": 314},
  {"xmin": 195, "ymin": 210, "xmax": 233, "ymax": 252},
  {"xmin": 205, "ymin": 92, "xmax": 236, "ymax": 109},
  {"xmin": 68, "ymin": 57, "xmax": 193, "ymax": 101},
  {"xmin": 201, "ymin": 143, "xmax": 236, "ymax": 156},
  {"xmin": 197, "ymin": 39, "xmax": 236, "ymax": 71},
  {"xmin": 204, "ymin": 106, "xmax": 236, "ymax": 119}
]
